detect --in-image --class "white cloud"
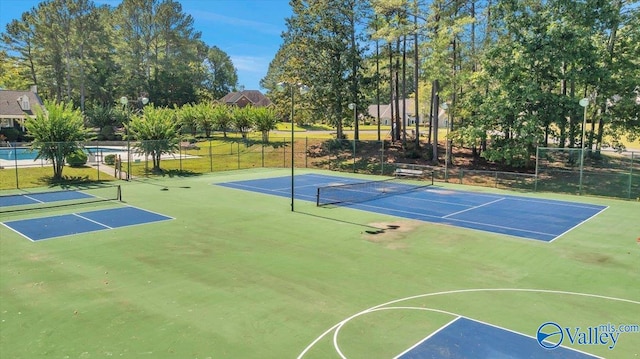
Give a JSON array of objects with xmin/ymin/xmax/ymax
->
[{"xmin": 231, "ymin": 55, "xmax": 269, "ymax": 73}]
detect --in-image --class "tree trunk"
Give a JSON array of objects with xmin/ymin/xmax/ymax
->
[
  {"xmin": 413, "ymin": 3, "xmax": 420, "ymax": 148},
  {"xmin": 389, "ymin": 43, "xmax": 395, "ymax": 141},
  {"xmin": 394, "ymin": 39, "xmax": 401, "ymax": 142},
  {"xmin": 569, "ymin": 79, "xmax": 576, "ymax": 147},
  {"xmin": 375, "ymin": 17, "xmax": 381, "ymax": 141},
  {"xmin": 431, "ymin": 80, "xmax": 440, "ymax": 165},
  {"xmin": 401, "ymin": 35, "xmax": 407, "ymax": 147}
]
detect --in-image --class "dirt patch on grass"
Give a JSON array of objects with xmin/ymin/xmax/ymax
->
[
  {"xmin": 363, "ymin": 220, "xmax": 423, "ymax": 249},
  {"xmin": 570, "ymin": 251, "xmax": 613, "ymax": 265}
]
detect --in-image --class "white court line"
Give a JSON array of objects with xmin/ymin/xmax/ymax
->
[
  {"xmin": 219, "ymin": 182, "xmax": 272, "ymax": 191},
  {"xmin": 2, "ymin": 206, "xmax": 173, "ymax": 242},
  {"xmin": 391, "ymin": 192, "xmax": 473, "ymax": 208},
  {"xmin": 23, "ymin": 195, "xmax": 45, "ymax": 203},
  {"xmin": 297, "ymin": 288, "xmax": 639, "ymax": 359},
  {"xmin": 442, "ymin": 197, "xmax": 506, "ymax": 218},
  {"xmin": 72, "ymin": 213, "xmax": 113, "ymax": 229},
  {"xmin": 454, "ymin": 315, "xmax": 603, "ymax": 359},
  {"xmin": 392, "ymin": 316, "xmax": 462, "ymax": 359},
  {"xmin": 354, "ymin": 201, "xmax": 557, "ymax": 239},
  {"xmin": 549, "ymin": 205, "xmax": 610, "ymax": 243},
  {"xmin": 443, "ymin": 216, "xmax": 557, "ymax": 238},
  {"xmin": 0, "ymin": 222, "xmax": 37, "ymax": 242}
]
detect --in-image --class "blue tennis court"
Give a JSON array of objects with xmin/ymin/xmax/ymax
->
[
  {"xmin": 2, "ymin": 207, "xmax": 173, "ymax": 241},
  {"xmin": 0, "ymin": 190, "xmax": 95, "ymax": 207},
  {"xmin": 216, "ymin": 173, "xmax": 607, "ymax": 242},
  {"xmin": 396, "ymin": 317, "xmax": 597, "ymax": 358}
]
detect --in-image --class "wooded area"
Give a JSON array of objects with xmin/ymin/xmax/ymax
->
[
  {"xmin": 263, "ymin": 0, "xmax": 639, "ymax": 167},
  {"xmin": 2, "ymin": 0, "xmax": 639, "ymax": 169},
  {"xmin": 1, "ymin": 0, "xmax": 238, "ymax": 108}
]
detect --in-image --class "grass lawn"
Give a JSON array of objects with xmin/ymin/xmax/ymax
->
[{"xmin": 1, "ymin": 168, "xmax": 638, "ymax": 358}]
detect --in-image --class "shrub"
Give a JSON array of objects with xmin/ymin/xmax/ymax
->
[
  {"xmin": 66, "ymin": 149, "xmax": 88, "ymax": 167},
  {"xmin": 98, "ymin": 126, "xmax": 116, "ymax": 141},
  {"xmin": 104, "ymin": 154, "xmax": 116, "ymax": 165},
  {"xmin": 0, "ymin": 128, "xmax": 22, "ymax": 142}
]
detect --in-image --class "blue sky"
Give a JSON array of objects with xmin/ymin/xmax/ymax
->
[{"xmin": 0, "ymin": 0, "xmax": 293, "ymax": 90}]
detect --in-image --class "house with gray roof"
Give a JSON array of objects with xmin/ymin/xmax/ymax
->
[{"xmin": 0, "ymin": 86, "xmax": 45, "ymax": 131}]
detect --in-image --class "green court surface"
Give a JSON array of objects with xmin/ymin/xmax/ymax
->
[{"xmin": 1, "ymin": 168, "xmax": 638, "ymax": 358}]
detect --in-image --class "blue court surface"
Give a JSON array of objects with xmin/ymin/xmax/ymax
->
[
  {"xmin": 2, "ymin": 207, "xmax": 173, "ymax": 241},
  {"xmin": 0, "ymin": 190, "xmax": 94, "ymax": 207},
  {"xmin": 396, "ymin": 317, "xmax": 598, "ymax": 358},
  {"xmin": 216, "ymin": 173, "xmax": 607, "ymax": 242}
]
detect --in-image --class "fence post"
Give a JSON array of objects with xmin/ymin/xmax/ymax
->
[
  {"xmin": 380, "ymin": 140, "xmax": 384, "ymax": 175},
  {"xmin": 179, "ymin": 140, "xmax": 183, "ymax": 171},
  {"xmin": 305, "ymin": 137, "xmax": 308, "ymax": 168},
  {"xmin": 262, "ymin": 142, "xmax": 265, "ymax": 168},
  {"xmin": 13, "ymin": 147, "xmax": 19, "ymax": 189},
  {"xmin": 352, "ymin": 139, "xmax": 356, "ymax": 173},
  {"xmin": 209, "ymin": 139, "xmax": 213, "ymax": 172},
  {"xmin": 95, "ymin": 144, "xmax": 100, "ymax": 181},
  {"xmin": 459, "ymin": 169, "xmax": 463, "ymax": 184},
  {"xmin": 237, "ymin": 142, "xmax": 240, "ymax": 169},
  {"xmin": 629, "ymin": 151, "xmax": 634, "ymax": 200},
  {"xmin": 495, "ymin": 171, "xmax": 498, "ymax": 188},
  {"xmin": 534, "ymin": 146, "xmax": 539, "ymax": 192}
]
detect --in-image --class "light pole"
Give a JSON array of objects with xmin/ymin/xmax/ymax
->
[
  {"xmin": 348, "ymin": 103, "xmax": 356, "ymax": 128},
  {"xmin": 119, "ymin": 96, "xmax": 130, "ymax": 180},
  {"xmin": 579, "ymin": 97, "xmax": 589, "ymax": 194},
  {"xmin": 348, "ymin": 103, "xmax": 357, "ymax": 172},
  {"xmin": 440, "ymin": 102, "xmax": 450, "ymax": 181},
  {"xmin": 277, "ymin": 82, "xmax": 309, "ymax": 211}
]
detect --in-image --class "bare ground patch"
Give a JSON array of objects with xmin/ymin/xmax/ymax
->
[{"xmin": 363, "ymin": 220, "xmax": 424, "ymax": 249}]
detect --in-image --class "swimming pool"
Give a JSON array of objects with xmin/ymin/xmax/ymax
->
[
  {"xmin": 0, "ymin": 147, "xmax": 39, "ymax": 161},
  {"xmin": 0, "ymin": 147, "xmax": 127, "ymax": 161}
]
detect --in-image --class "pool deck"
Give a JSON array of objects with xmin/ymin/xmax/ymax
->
[{"xmin": 0, "ymin": 150, "xmax": 198, "ymax": 169}]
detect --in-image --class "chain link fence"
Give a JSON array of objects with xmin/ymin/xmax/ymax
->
[
  {"xmin": 1, "ymin": 139, "xmax": 638, "ymax": 200},
  {"xmin": 535, "ymin": 147, "xmax": 639, "ymax": 200}
]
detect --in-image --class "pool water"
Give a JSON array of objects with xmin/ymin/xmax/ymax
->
[{"xmin": 0, "ymin": 147, "xmax": 127, "ymax": 161}]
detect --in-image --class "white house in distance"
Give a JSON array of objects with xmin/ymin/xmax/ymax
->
[
  {"xmin": 0, "ymin": 86, "xmax": 45, "ymax": 132},
  {"xmin": 366, "ymin": 99, "xmax": 447, "ymax": 128}
]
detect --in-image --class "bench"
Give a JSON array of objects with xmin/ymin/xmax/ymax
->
[{"xmin": 394, "ymin": 168, "xmax": 423, "ymax": 178}]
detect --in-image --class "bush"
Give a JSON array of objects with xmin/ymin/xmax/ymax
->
[
  {"xmin": 181, "ymin": 135, "xmax": 197, "ymax": 144},
  {"xmin": 0, "ymin": 128, "xmax": 22, "ymax": 142},
  {"xmin": 98, "ymin": 126, "xmax": 116, "ymax": 141},
  {"xmin": 104, "ymin": 154, "xmax": 116, "ymax": 165},
  {"xmin": 66, "ymin": 149, "xmax": 88, "ymax": 167}
]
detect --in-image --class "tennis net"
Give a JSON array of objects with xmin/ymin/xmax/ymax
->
[
  {"xmin": 316, "ymin": 174, "xmax": 433, "ymax": 206},
  {"xmin": 0, "ymin": 184, "xmax": 121, "ymax": 213}
]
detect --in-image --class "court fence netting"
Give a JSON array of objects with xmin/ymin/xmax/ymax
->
[
  {"xmin": 1, "ymin": 138, "xmax": 638, "ymax": 200},
  {"xmin": 0, "ymin": 184, "xmax": 121, "ymax": 214}
]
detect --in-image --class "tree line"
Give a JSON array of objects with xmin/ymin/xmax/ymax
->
[
  {"xmin": 26, "ymin": 100, "xmax": 279, "ymax": 179},
  {"xmin": 4, "ymin": 0, "xmax": 639, "ymax": 170},
  {"xmin": 1, "ymin": 0, "xmax": 238, "ymax": 110},
  {"xmin": 263, "ymin": 0, "xmax": 639, "ymax": 167}
]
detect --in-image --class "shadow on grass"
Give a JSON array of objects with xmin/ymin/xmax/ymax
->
[
  {"xmin": 296, "ymin": 210, "xmax": 387, "ymax": 232},
  {"xmin": 143, "ymin": 169, "xmax": 202, "ymax": 178},
  {"xmin": 42, "ymin": 175, "xmax": 116, "ymax": 189}
]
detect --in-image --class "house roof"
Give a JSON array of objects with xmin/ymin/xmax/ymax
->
[
  {"xmin": 220, "ymin": 90, "xmax": 272, "ymax": 107},
  {"xmin": 367, "ymin": 99, "xmax": 446, "ymax": 122},
  {"xmin": 0, "ymin": 89, "xmax": 44, "ymax": 118}
]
